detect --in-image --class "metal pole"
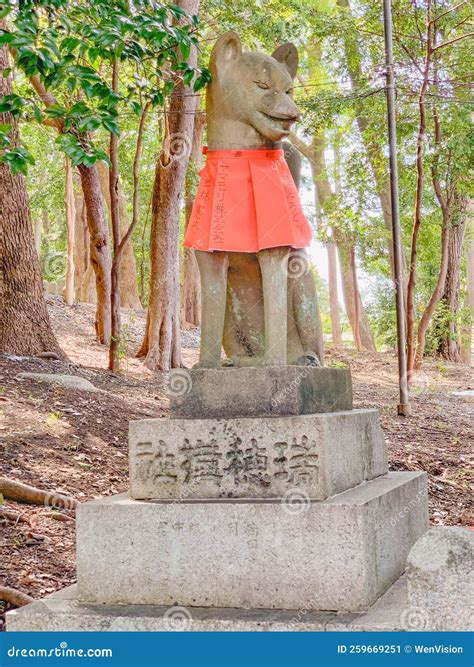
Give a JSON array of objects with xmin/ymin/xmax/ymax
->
[{"xmin": 383, "ymin": 0, "xmax": 411, "ymax": 416}]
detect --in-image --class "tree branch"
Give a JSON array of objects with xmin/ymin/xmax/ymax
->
[{"xmin": 432, "ymin": 31, "xmax": 474, "ymax": 51}]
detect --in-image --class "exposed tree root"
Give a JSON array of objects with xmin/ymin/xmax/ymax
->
[
  {"xmin": 0, "ymin": 478, "xmax": 77, "ymax": 509},
  {"xmin": 0, "ymin": 587, "xmax": 34, "ymax": 608},
  {"xmin": 0, "ymin": 508, "xmax": 30, "ymax": 524}
]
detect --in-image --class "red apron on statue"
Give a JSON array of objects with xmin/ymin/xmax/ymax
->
[{"xmin": 184, "ymin": 148, "xmax": 312, "ymax": 253}]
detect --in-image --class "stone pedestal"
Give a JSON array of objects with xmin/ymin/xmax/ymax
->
[
  {"xmin": 129, "ymin": 409, "xmax": 387, "ymax": 500},
  {"xmin": 8, "ymin": 366, "xmax": 434, "ymax": 631},
  {"xmin": 169, "ymin": 366, "xmax": 352, "ymax": 419},
  {"xmin": 76, "ymin": 473, "xmax": 428, "ymax": 612}
]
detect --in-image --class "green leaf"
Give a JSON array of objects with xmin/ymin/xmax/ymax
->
[
  {"xmin": 45, "ymin": 104, "xmax": 67, "ymax": 119},
  {"xmin": 130, "ymin": 100, "xmax": 142, "ymax": 116},
  {"xmin": 179, "ymin": 40, "xmax": 191, "ymax": 61},
  {"xmin": 102, "ymin": 118, "xmax": 119, "ymax": 135}
]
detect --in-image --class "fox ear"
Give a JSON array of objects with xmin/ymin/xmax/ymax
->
[
  {"xmin": 272, "ymin": 43, "xmax": 298, "ymax": 80},
  {"xmin": 210, "ymin": 31, "xmax": 242, "ymax": 71}
]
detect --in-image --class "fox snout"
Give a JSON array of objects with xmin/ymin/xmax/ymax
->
[{"xmin": 261, "ymin": 97, "xmax": 300, "ymax": 125}]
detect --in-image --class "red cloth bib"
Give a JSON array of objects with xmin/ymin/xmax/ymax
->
[{"xmin": 184, "ymin": 148, "xmax": 312, "ymax": 253}]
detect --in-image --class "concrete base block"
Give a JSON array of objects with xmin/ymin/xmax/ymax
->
[
  {"xmin": 76, "ymin": 472, "xmax": 428, "ymax": 612},
  {"xmin": 169, "ymin": 366, "xmax": 352, "ymax": 419},
  {"xmin": 129, "ymin": 409, "xmax": 387, "ymax": 500},
  {"xmin": 406, "ymin": 527, "xmax": 474, "ymax": 631},
  {"xmin": 6, "ymin": 577, "xmax": 411, "ymax": 632}
]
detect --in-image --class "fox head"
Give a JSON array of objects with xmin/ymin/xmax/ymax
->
[{"xmin": 206, "ymin": 32, "xmax": 300, "ymax": 149}]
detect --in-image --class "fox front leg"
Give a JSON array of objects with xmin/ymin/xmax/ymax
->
[
  {"xmin": 257, "ymin": 247, "xmax": 289, "ymax": 366},
  {"xmin": 195, "ymin": 250, "xmax": 229, "ymax": 368}
]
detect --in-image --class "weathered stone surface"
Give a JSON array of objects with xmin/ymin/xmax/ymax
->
[
  {"xmin": 169, "ymin": 367, "xmax": 352, "ymax": 418},
  {"xmin": 77, "ymin": 472, "xmax": 428, "ymax": 612},
  {"xmin": 16, "ymin": 373, "xmax": 99, "ymax": 392},
  {"xmin": 7, "ymin": 577, "xmax": 411, "ymax": 632},
  {"xmin": 406, "ymin": 527, "xmax": 474, "ymax": 631},
  {"xmin": 129, "ymin": 409, "xmax": 386, "ymax": 500}
]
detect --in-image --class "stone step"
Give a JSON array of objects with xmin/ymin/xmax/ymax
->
[
  {"xmin": 169, "ymin": 366, "xmax": 352, "ymax": 419},
  {"xmin": 129, "ymin": 409, "xmax": 387, "ymax": 501},
  {"xmin": 76, "ymin": 472, "xmax": 428, "ymax": 612},
  {"xmin": 6, "ymin": 576, "xmax": 410, "ymax": 632}
]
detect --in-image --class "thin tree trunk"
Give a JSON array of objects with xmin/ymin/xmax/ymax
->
[
  {"xmin": 108, "ymin": 60, "xmax": 121, "ymax": 370},
  {"xmin": 8, "ymin": 39, "xmax": 112, "ymax": 342},
  {"xmin": 335, "ymin": 232, "xmax": 375, "ymax": 351},
  {"xmin": 337, "ymin": 0, "xmax": 407, "ymax": 290},
  {"xmin": 181, "ymin": 100, "xmax": 204, "ymax": 327},
  {"xmin": 0, "ymin": 39, "xmax": 62, "ymax": 357},
  {"xmin": 439, "ymin": 208, "xmax": 467, "ymax": 361},
  {"xmin": 109, "ymin": 92, "xmax": 150, "ymax": 369},
  {"xmin": 461, "ymin": 199, "xmax": 474, "ymax": 364},
  {"xmin": 73, "ymin": 181, "xmax": 89, "ymax": 300},
  {"xmin": 96, "ymin": 162, "xmax": 141, "ymax": 309},
  {"xmin": 407, "ymin": 0, "xmax": 432, "ymax": 377},
  {"xmin": 327, "ymin": 241, "xmax": 342, "ymax": 347},
  {"xmin": 64, "ymin": 158, "xmax": 75, "ymax": 306},
  {"xmin": 308, "ymin": 133, "xmax": 375, "ymax": 352},
  {"xmin": 138, "ymin": 0, "xmax": 199, "ymax": 370},
  {"xmin": 76, "ymin": 163, "xmax": 112, "ymax": 343},
  {"xmin": 414, "ymin": 214, "xmax": 450, "ymax": 368}
]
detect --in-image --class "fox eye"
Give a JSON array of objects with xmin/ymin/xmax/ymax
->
[
  {"xmin": 255, "ymin": 81, "xmax": 270, "ymax": 90},
  {"xmin": 286, "ymin": 88, "xmax": 294, "ymax": 96}
]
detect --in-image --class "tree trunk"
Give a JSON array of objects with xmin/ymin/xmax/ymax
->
[
  {"xmin": 76, "ymin": 162, "xmax": 112, "ymax": 343},
  {"xmin": 461, "ymin": 199, "xmax": 474, "ymax": 364},
  {"xmin": 337, "ymin": 0, "xmax": 407, "ymax": 290},
  {"xmin": 181, "ymin": 100, "xmax": 204, "ymax": 327},
  {"xmin": 439, "ymin": 209, "xmax": 467, "ymax": 361},
  {"xmin": 138, "ymin": 0, "xmax": 199, "ymax": 370},
  {"xmin": 309, "ymin": 133, "xmax": 375, "ymax": 351},
  {"xmin": 0, "ymin": 40, "xmax": 62, "ymax": 357},
  {"xmin": 96, "ymin": 161, "xmax": 141, "ymax": 309},
  {"xmin": 33, "ymin": 218, "xmax": 42, "ymax": 258},
  {"xmin": 73, "ymin": 181, "xmax": 90, "ymax": 300},
  {"xmin": 414, "ymin": 214, "xmax": 450, "ymax": 368},
  {"xmin": 63, "ymin": 158, "xmax": 75, "ymax": 306},
  {"xmin": 326, "ymin": 241, "xmax": 342, "ymax": 347},
  {"xmin": 406, "ymin": 0, "xmax": 432, "ymax": 377},
  {"xmin": 335, "ymin": 232, "xmax": 376, "ymax": 351}
]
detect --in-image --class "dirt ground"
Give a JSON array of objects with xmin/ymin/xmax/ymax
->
[{"xmin": 1, "ymin": 295, "xmax": 473, "ymax": 627}]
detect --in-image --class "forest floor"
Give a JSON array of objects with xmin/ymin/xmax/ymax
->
[{"xmin": 1, "ymin": 295, "xmax": 473, "ymax": 626}]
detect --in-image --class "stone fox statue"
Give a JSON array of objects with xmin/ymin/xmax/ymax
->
[{"xmin": 184, "ymin": 31, "xmax": 323, "ymax": 367}]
